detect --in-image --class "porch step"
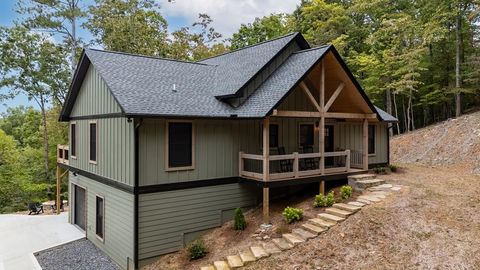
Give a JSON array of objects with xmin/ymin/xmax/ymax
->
[
  {"xmin": 326, "ymin": 207, "xmax": 352, "ymax": 218},
  {"xmin": 249, "ymin": 246, "xmax": 269, "ymax": 259},
  {"xmin": 226, "ymin": 255, "xmax": 243, "ymax": 268},
  {"xmin": 348, "ymin": 174, "xmax": 377, "ymax": 181},
  {"xmin": 262, "ymin": 242, "xmax": 282, "ymax": 255},
  {"xmin": 308, "ymin": 218, "xmax": 336, "ymax": 228},
  {"xmin": 356, "ymin": 198, "xmax": 373, "ymax": 205},
  {"xmin": 272, "ymin": 237, "xmax": 294, "ymax": 250},
  {"xmin": 302, "ymin": 223, "xmax": 327, "ymax": 235},
  {"xmin": 356, "ymin": 179, "xmax": 386, "ymax": 190},
  {"xmin": 213, "ymin": 261, "xmax": 230, "ymax": 270},
  {"xmin": 282, "ymin": 233, "xmax": 305, "ymax": 245},
  {"xmin": 333, "ymin": 203, "xmax": 361, "ymax": 212},
  {"xmin": 239, "ymin": 250, "xmax": 256, "ymax": 264},
  {"xmin": 367, "ymin": 191, "xmax": 389, "ymax": 199},
  {"xmin": 358, "ymin": 195, "xmax": 382, "ymax": 203},
  {"xmin": 200, "ymin": 266, "xmax": 215, "ymax": 270},
  {"xmin": 292, "ymin": 228, "xmax": 316, "ymax": 240},
  {"xmin": 368, "ymin": 183, "xmax": 393, "ymax": 191},
  {"xmin": 317, "ymin": 213, "xmax": 345, "ymax": 223},
  {"xmin": 348, "ymin": 201, "xmax": 366, "ymax": 207}
]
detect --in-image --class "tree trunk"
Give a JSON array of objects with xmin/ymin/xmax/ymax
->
[
  {"xmin": 455, "ymin": 11, "xmax": 462, "ymax": 117},
  {"xmin": 406, "ymin": 92, "xmax": 412, "ymax": 133},
  {"xmin": 393, "ymin": 92, "xmax": 400, "ymax": 135},
  {"xmin": 403, "ymin": 96, "xmax": 408, "ymax": 133},
  {"xmin": 410, "ymin": 89, "xmax": 415, "ymax": 131},
  {"xmin": 40, "ymin": 97, "xmax": 49, "ymax": 181},
  {"xmin": 386, "ymin": 89, "xmax": 393, "ymax": 136},
  {"xmin": 70, "ymin": 0, "xmax": 77, "ymax": 73}
]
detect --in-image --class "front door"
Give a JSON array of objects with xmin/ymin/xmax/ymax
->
[
  {"xmin": 325, "ymin": 125, "xmax": 334, "ymax": 166},
  {"xmin": 74, "ymin": 185, "xmax": 86, "ymax": 230}
]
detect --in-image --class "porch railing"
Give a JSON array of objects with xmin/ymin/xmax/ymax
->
[
  {"xmin": 57, "ymin": 144, "xmax": 69, "ymax": 165},
  {"xmin": 239, "ymin": 150, "xmax": 351, "ymax": 181}
]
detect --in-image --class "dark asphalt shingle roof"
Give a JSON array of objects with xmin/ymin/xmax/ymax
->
[{"xmin": 375, "ymin": 106, "xmax": 398, "ymax": 122}]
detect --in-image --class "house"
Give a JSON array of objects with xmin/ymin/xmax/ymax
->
[{"xmin": 56, "ymin": 32, "xmax": 397, "ymax": 269}]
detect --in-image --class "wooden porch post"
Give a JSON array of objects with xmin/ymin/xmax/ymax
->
[
  {"xmin": 319, "ymin": 61, "xmax": 325, "ymax": 194},
  {"xmin": 262, "ymin": 117, "xmax": 270, "ymax": 224},
  {"xmin": 363, "ymin": 118, "xmax": 369, "ymax": 170},
  {"xmin": 56, "ymin": 166, "xmax": 61, "ymax": 215}
]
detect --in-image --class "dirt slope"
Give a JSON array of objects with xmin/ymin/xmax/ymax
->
[{"xmin": 391, "ymin": 110, "xmax": 480, "ymax": 174}]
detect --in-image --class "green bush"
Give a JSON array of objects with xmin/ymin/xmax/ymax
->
[
  {"xmin": 282, "ymin": 206, "xmax": 303, "ymax": 224},
  {"xmin": 314, "ymin": 191, "xmax": 335, "ymax": 207},
  {"xmin": 187, "ymin": 239, "xmax": 207, "ymax": 260},
  {"xmin": 373, "ymin": 167, "xmax": 387, "ymax": 174},
  {"xmin": 389, "ymin": 164, "xmax": 398, "ymax": 172},
  {"xmin": 233, "ymin": 208, "xmax": 246, "ymax": 230},
  {"xmin": 340, "ymin": 185, "xmax": 353, "ymax": 200}
]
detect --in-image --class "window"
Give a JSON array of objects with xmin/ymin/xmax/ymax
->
[
  {"xmin": 269, "ymin": 124, "xmax": 279, "ymax": 148},
  {"xmin": 167, "ymin": 122, "xmax": 193, "ymax": 170},
  {"xmin": 368, "ymin": 125, "xmax": 376, "ymax": 155},
  {"xmin": 95, "ymin": 196, "xmax": 104, "ymax": 240},
  {"xmin": 89, "ymin": 122, "xmax": 97, "ymax": 163},
  {"xmin": 70, "ymin": 123, "xmax": 76, "ymax": 158},
  {"xmin": 299, "ymin": 124, "xmax": 314, "ymax": 147}
]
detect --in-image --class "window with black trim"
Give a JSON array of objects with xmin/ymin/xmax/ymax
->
[
  {"xmin": 299, "ymin": 124, "xmax": 314, "ymax": 147},
  {"xmin": 95, "ymin": 196, "xmax": 104, "ymax": 240},
  {"xmin": 168, "ymin": 122, "xmax": 193, "ymax": 168},
  {"xmin": 70, "ymin": 123, "xmax": 76, "ymax": 157},
  {"xmin": 269, "ymin": 124, "xmax": 279, "ymax": 148},
  {"xmin": 368, "ymin": 125, "xmax": 376, "ymax": 154},
  {"xmin": 89, "ymin": 122, "xmax": 97, "ymax": 163}
]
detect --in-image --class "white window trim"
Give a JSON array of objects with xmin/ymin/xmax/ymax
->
[
  {"xmin": 70, "ymin": 121, "xmax": 77, "ymax": 159},
  {"xmin": 165, "ymin": 120, "xmax": 195, "ymax": 172},
  {"xmin": 88, "ymin": 121, "xmax": 98, "ymax": 164},
  {"xmin": 95, "ymin": 194, "xmax": 105, "ymax": 243}
]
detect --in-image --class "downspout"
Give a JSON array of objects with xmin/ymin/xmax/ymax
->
[{"xmin": 133, "ymin": 118, "xmax": 143, "ymax": 269}]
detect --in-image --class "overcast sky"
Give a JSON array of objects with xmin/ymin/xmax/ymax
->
[{"xmin": 0, "ymin": 0, "xmax": 300, "ymax": 112}]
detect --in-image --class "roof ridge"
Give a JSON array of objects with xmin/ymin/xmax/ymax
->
[
  {"xmin": 292, "ymin": 44, "xmax": 331, "ymax": 54},
  {"xmin": 198, "ymin": 32, "xmax": 300, "ymax": 62},
  {"xmin": 85, "ymin": 48, "xmax": 216, "ymax": 67}
]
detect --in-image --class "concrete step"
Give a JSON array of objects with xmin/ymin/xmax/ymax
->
[
  {"xmin": 333, "ymin": 203, "xmax": 361, "ymax": 213},
  {"xmin": 239, "ymin": 250, "xmax": 256, "ymax": 264},
  {"xmin": 358, "ymin": 195, "xmax": 382, "ymax": 203},
  {"xmin": 262, "ymin": 242, "xmax": 281, "ymax": 255},
  {"xmin": 249, "ymin": 246, "xmax": 269, "ymax": 259},
  {"xmin": 272, "ymin": 237, "xmax": 294, "ymax": 250},
  {"xmin": 213, "ymin": 261, "xmax": 230, "ymax": 270},
  {"xmin": 326, "ymin": 207, "xmax": 352, "ymax": 218},
  {"xmin": 200, "ymin": 266, "xmax": 215, "ymax": 270},
  {"xmin": 317, "ymin": 213, "xmax": 345, "ymax": 223},
  {"xmin": 226, "ymin": 255, "xmax": 243, "ymax": 268},
  {"xmin": 348, "ymin": 174, "xmax": 377, "ymax": 181},
  {"xmin": 348, "ymin": 201, "xmax": 365, "ymax": 207},
  {"xmin": 292, "ymin": 228, "xmax": 316, "ymax": 240},
  {"xmin": 282, "ymin": 233, "xmax": 305, "ymax": 245},
  {"xmin": 356, "ymin": 179, "xmax": 386, "ymax": 189},
  {"xmin": 308, "ymin": 217, "xmax": 336, "ymax": 228},
  {"xmin": 302, "ymin": 223, "xmax": 327, "ymax": 235}
]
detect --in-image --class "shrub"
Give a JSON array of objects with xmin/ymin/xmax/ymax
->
[
  {"xmin": 233, "ymin": 208, "xmax": 246, "ymax": 230},
  {"xmin": 282, "ymin": 206, "xmax": 303, "ymax": 224},
  {"xmin": 373, "ymin": 167, "xmax": 386, "ymax": 174},
  {"xmin": 389, "ymin": 164, "xmax": 398, "ymax": 172},
  {"xmin": 340, "ymin": 185, "xmax": 353, "ymax": 200},
  {"xmin": 314, "ymin": 191, "xmax": 335, "ymax": 207},
  {"xmin": 187, "ymin": 239, "xmax": 207, "ymax": 260}
]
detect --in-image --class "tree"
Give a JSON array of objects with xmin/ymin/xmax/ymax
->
[
  {"xmin": 0, "ymin": 106, "xmax": 42, "ymax": 148},
  {"xmin": 0, "ymin": 26, "xmax": 70, "ymax": 181},
  {"xmin": 85, "ymin": 0, "xmax": 169, "ymax": 56}
]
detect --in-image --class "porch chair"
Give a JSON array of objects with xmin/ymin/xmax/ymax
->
[
  {"xmin": 302, "ymin": 145, "xmax": 318, "ymax": 170},
  {"xmin": 52, "ymin": 196, "xmax": 65, "ymax": 212},
  {"xmin": 277, "ymin": 146, "xmax": 292, "ymax": 172},
  {"xmin": 28, "ymin": 203, "xmax": 44, "ymax": 215}
]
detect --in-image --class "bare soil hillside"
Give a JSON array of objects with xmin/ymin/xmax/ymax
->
[{"xmin": 391, "ymin": 110, "xmax": 480, "ymax": 174}]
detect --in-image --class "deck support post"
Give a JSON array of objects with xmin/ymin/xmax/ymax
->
[
  {"xmin": 363, "ymin": 118, "xmax": 369, "ymax": 170},
  {"xmin": 319, "ymin": 181, "xmax": 325, "ymax": 195},
  {"xmin": 56, "ymin": 166, "xmax": 61, "ymax": 215},
  {"xmin": 262, "ymin": 117, "xmax": 270, "ymax": 224},
  {"xmin": 319, "ymin": 61, "xmax": 325, "ymax": 176}
]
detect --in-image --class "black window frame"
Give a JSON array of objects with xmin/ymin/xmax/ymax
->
[
  {"xmin": 166, "ymin": 121, "xmax": 194, "ymax": 170},
  {"xmin": 95, "ymin": 195, "xmax": 104, "ymax": 241},
  {"xmin": 70, "ymin": 122, "xmax": 76, "ymax": 158},
  {"xmin": 368, "ymin": 125, "xmax": 376, "ymax": 155},
  {"xmin": 299, "ymin": 123, "xmax": 315, "ymax": 148},
  {"xmin": 89, "ymin": 122, "xmax": 97, "ymax": 163}
]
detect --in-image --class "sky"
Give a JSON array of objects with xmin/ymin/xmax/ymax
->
[{"xmin": 0, "ymin": 0, "xmax": 300, "ymax": 113}]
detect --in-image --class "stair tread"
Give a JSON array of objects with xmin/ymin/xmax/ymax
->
[
  {"xmin": 250, "ymin": 246, "xmax": 269, "ymax": 259},
  {"xmin": 318, "ymin": 213, "xmax": 345, "ymax": 222},
  {"xmin": 239, "ymin": 250, "xmax": 256, "ymax": 264},
  {"xmin": 302, "ymin": 223, "xmax": 327, "ymax": 235},
  {"xmin": 272, "ymin": 237, "xmax": 294, "ymax": 250},
  {"xmin": 333, "ymin": 203, "xmax": 361, "ymax": 212},
  {"xmin": 200, "ymin": 266, "xmax": 215, "ymax": 270},
  {"xmin": 213, "ymin": 261, "xmax": 230, "ymax": 270},
  {"xmin": 326, "ymin": 207, "xmax": 353, "ymax": 218},
  {"xmin": 356, "ymin": 198, "xmax": 372, "ymax": 205},
  {"xmin": 309, "ymin": 217, "xmax": 336, "ymax": 228},
  {"xmin": 348, "ymin": 174, "xmax": 376, "ymax": 180},
  {"xmin": 348, "ymin": 201, "xmax": 365, "ymax": 207},
  {"xmin": 282, "ymin": 233, "xmax": 305, "ymax": 245},
  {"xmin": 262, "ymin": 242, "xmax": 282, "ymax": 254},
  {"xmin": 226, "ymin": 255, "xmax": 243, "ymax": 268},
  {"xmin": 358, "ymin": 195, "xmax": 382, "ymax": 202},
  {"xmin": 292, "ymin": 228, "xmax": 316, "ymax": 240}
]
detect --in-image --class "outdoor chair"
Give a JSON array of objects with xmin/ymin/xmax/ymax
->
[
  {"xmin": 52, "ymin": 198, "xmax": 65, "ymax": 212},
  {"xmin": 278, "ymin": 146, "xmax": 292, "ymax": 172},
  {"xmin": 28, "ymin": 203, "xmax": 44, "ymax": 215},
  {"xmin": 302, "ymin": 145, "xmax": 318, "ymax": 170}
]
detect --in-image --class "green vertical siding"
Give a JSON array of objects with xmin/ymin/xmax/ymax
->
[
  {"xmin": 71, "ymin": 65, "xmax": 122, "ymax": 116},
  {"xmin": 137, "ymin": 183, "xmax": 257, "ymax": 260},
  {"xmin": 69, "ymin": 118, "xmax": 135, "ymax": 186},
  {"xmin": 69, "ymin": 173, "xmax": 134, "ymax": 270}
]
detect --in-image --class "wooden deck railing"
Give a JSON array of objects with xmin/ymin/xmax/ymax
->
[
  {"xmin": 57, "ymin": 144, "xmax": 69, "ymax": 165},
  {"xmin": 239, "ymin": 150, "xmax": 351, "ymax": 181}
]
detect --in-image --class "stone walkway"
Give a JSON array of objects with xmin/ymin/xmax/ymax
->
[{"xmin": 200, "ymin": 174, "xmax": 402, "ymax": 270}]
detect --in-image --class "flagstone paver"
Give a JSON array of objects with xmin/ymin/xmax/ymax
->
[
  {"xmin": 226, "ymin": 255, "xmax": 243, "ymax": 268},
  {"xmin": 325, "ymin": 207, "xmax": 353, "ymax": 218},
  {"xmin": 292, "ymin": 228, "xmax": 316, "ymax": 240},
  {"xmin": 302, "ymin": 223, "xmax": 327, "ymax": 235},
  {"xmin": 317, "ymin": 213, "xmax": 345, "ymax": 222},
  {"xmin": 249, "ymin": 246, "xmax": 269, "ymax": 259},
  {"xmin": 272, "ymin": 238, "xmax": 294, "ymax": 250},
  {"xmin": 213, "ymin": 261, "xmax": 230, "ymax": 270},
  {"xmin": 238, "ymin": 250, "xmax": 256, "ymax": 264}
]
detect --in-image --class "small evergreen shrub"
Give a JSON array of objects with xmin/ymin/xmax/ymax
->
[
  {"xmin": 373, "ymin": 167, "xmax": 387, "ymax": 174},
  {"xmin": 340, "ymin": 185, "xmax": 353, "ymax": 200},
  {"xmin": 389, "ymin": 164, "xmax": 398, "ymax": 172},
  {"xmin": 314, "ymin": 191, "xmax": 335, "ymax": 207},
  {"xmin": 282, "ymin": 206, "xmax": 303, "ymax": 224},
  {"xmin": 233, "ymin": 207, "xmax": 246, "ymax": 230},
  {"xmin": 187, "ymin": 239, "xmax": 207, "ymax": 260}
]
